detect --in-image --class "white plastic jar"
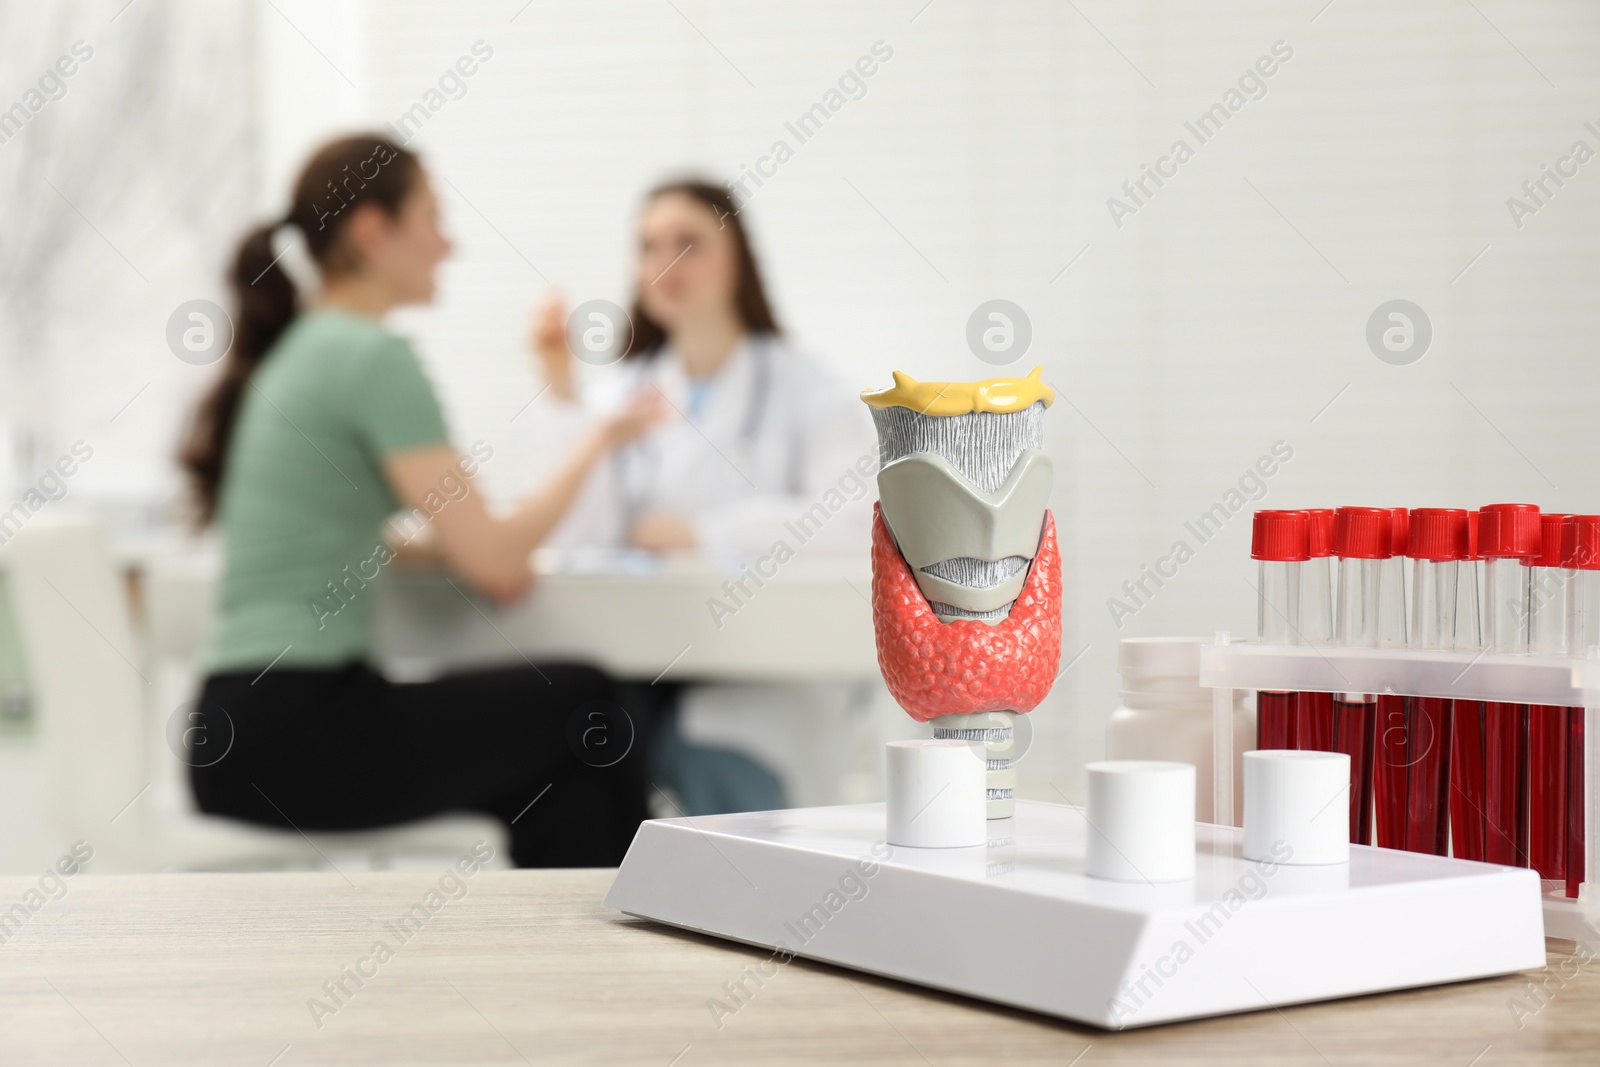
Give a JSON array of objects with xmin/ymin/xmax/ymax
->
[{"xmin": 1105, "ymin": 636, "xmax": 1253, "ymax": 825}]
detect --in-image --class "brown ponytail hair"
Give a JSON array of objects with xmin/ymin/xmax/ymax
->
[
  {"xmin": 620, "ymin": 180, "xmax": 781, "ymax": 359},
  {"xmin": 180, "ymin": 134, "xmax": 422, "ymax": 522}
]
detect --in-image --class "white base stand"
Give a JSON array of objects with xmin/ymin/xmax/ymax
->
[
  {"xmin": 1542, "ymin": 885, "xmax": 1600, "ymax": 951},
  {"xmin": 604, "ymin": 801, "xmax": 1545, "ymax": 1029}
]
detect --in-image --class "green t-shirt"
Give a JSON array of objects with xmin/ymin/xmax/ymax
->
[{"xmin": 204, "ymin": 310, "xmax": 450, "ymax": 673}]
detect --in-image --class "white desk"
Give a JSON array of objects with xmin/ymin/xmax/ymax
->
[
  {"xmin": 126, "ymin": 539, "xmax": 879, "ymax": 683},
  {"xmin": 374, "ymin": 554, "xmax": 880, "ymax": 683}
]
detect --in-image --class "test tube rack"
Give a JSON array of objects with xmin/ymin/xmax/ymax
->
[{"xmin": 1200, "ymin": 635, "xmax": 1599, "ymax": 947}]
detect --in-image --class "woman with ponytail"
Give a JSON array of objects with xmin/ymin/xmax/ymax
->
[{"xmin": 180, "ymin": 135, "xmax": 661, "ymax": 867}]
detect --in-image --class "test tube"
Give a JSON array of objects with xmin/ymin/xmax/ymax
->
[
  {"xmin": 1333, "ymin": 506, "xmax": 1388, "ymax": 846},
  {"xmin": 1450, "ymin": 510, "xmax": 1487, "ymax": 861},
  {"xmin": 1294, "ymin": 509, "xmax": 1337, "ymax": 752},
  {"xmin": 1382, "ymin": 508, "xmax": 1410, "ymax": 648},
  {"xmin": 1570, "ymin": 515, "xmax": 1600, "ymax": 653},
  {"xmin": 1292, "ymin": 508, "xmax": 1356, "ymax": 751},
  {"xmin": 1373, "ymin": 508, "xmax": 1411, "ymax": 849},
  {"xmin": 1400, "ymin": 508, "xmax": 1467, "ymax": 855},
  {"xmin": 1478, "ymin": 502, "xmax": 1541, "ymax": 868},
  {"xmin": 1481, "ymin": 503, "xmax": 1539, "ymax": 652},
  {"xmin": 1455, "ymin": 510, "xmax": 1483, "ymax": 648},
  {"xmin": 1301, "ymin": 509, "xmax": 1337, "ymax": 644},
  {"xmin": 1529, "ymin": 514, "xmax": 1575, "ymax": 882},
  {"xmin": 1252, "ymin": 510, "xmax": 1308, "ymax": 751},
  {"xmin": 1561, "ymin": 515, "xmax": 1598, "ymax": 898},
  {"xmin": 1531, "ymin": 515, "xmax": 1573, "ymax": 655}
]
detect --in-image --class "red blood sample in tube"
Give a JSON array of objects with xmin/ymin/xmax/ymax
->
[
  {"xmin": 1562, "ymin": 515, "xmax": 1600, "ymax": 896},
  {"xmin": 1375, "ymin": 693, "xmax": 1411, "ymax": 849},
  {"xmin": 1451, "ymin": 700, "xmax": 1487, "ymax": 861},
  {"xmin": 1290, "ymin": 510, "xmax": 1337, "ymax": 754},
  {"xmin": 1481, "ymin": 677, "xmax": 1526, "ymax": 867},
  {"xmin": 1568, "ymin": 708, "xmax": 1585, "ymax": 899},
  {"xmin": 1257, "ymin": 692, "xmax": 1297, "ymax": 750},
  {"xmin": 1404, "ymin": 698, "xmax": 1451, "ymax": 854},
  {"xmin": 1332, "ymin": 507, "xmax": 1389, "ymax": 846},
  {"xmin": 1402, "ymin": 508, "xmax": 1468, "ymax": 855},
  {"xmin": 1332, "ymin": 696, "xmax": 1377, "ymax": 845},
  {"xmin": 1478, "ymin": 700, "xmax": 1516, "ymax": 870},
  {"xmin": 1295, "ymin": 510, "xmax": 1337, "ymax": 749},
  {"xmin": 1479, "ymin": 503, "xmax": 1541, "ymax": 868},
  {"xmin": 1450, "ymin": 510, "xmax": 1486, "ymax": 861},
  {"xmin": 1374, "ymin": 509, "xmax": 1410, "ymax": 842},
  {"xmin": 1528, "ymin": 514, "xmax": 1575, "ymax": 880},
  {"xmin": 1296, "ymin": 692, "xmax": 1337, "ymax": 753},
  {"xmin": 1529, "ymin": 704, "xmax": 1569, "ymax": 880},
  {"xmin": 1251, "ymin": 510, "xmax": 1309, "ymax": 751},
  {"xmin": 1366, "ymin": 506, "xmax": 1409, "ymax": 850}
]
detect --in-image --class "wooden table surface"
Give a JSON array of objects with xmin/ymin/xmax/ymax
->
[{"xmin": 0, "ymin": 868, "xmax": 1594, "ymax": 1066}]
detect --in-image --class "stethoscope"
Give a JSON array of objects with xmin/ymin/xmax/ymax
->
[{"xmin": 616, "ymin": 334, "xmax": 774, "ymax": 521}]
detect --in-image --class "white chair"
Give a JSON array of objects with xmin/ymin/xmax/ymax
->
[{"xmin": 3, "ymin": 511, "xmax": 507, "ymax": 872}]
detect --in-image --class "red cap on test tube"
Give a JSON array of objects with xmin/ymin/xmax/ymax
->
[
  {"xmin": 1332, "ymin": 507, "xmax": 1391, "ymax": 559},
  {"xmin": 1534, "ymin": 514, "xmax": 1575, "ymax": 569},
  {"xmin": 1388, "ymin": 508, "xmax": 1410, "ymax": 558},
  {"xmin": 1408, "ymin": 508, "xmax": 1469, "ymax": 561},
  {"xmin": 1251, "ymin": 510, "xmax": 1310, "ymax": 561},
  {"xmin": 1565, "ymin": 515, "xmax": 1600, "ymax": 570},
  {"xmin": 1464, "ymin": 511, "xmax": 1480, "ymax": 561},
  {"xmin": 1478, "ymin": 503, "xmax": 1541, "ymax": 559},
  {"xmin": 1305, "ymin": 509, "xmax": 1335, "ymax": 558}
]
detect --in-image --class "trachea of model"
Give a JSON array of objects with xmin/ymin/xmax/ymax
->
[{"xmin": 863, "ymin": 369, "xmax": 1062, "ymax": 820}]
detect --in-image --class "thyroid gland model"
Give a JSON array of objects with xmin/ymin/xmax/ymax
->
[{"xmin": 862, "ymin": 368, "xmax": 1062, "ymax": 819}]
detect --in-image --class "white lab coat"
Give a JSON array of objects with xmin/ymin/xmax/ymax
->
[
  {"xmin": 548, "ymin": 334, "xmax": 877, "ymax": 560},
  {"xmin": 544, "ymin": 335, "xmax": 878, "ymax": 808}
]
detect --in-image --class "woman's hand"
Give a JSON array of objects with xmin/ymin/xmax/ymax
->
[
  {"xmin": 530, "ymin": 294, "xmax": 576, "ymax": 401},
  {"xmin": 596, "ymin": 389, "xmax": 669, "ymax": 449},
  {"xmin": 630, "ymin": 509, "xmax": 698, "ymax": 552}
]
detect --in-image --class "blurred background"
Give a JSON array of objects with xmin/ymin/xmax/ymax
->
[{"xmin": 2, "ymin": 0, "xmax": 1598, "ymax": 873}]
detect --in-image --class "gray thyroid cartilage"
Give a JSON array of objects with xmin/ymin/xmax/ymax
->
[
  {"xmin": 877, "ymin": 449, "xmax": 1053, "ymax": 623},
  {"xmin": 873, "ymin": 401, "xmax": 1051, "ymax": 626}
]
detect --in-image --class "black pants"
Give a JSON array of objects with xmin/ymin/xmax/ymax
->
[{"xmin": 189, "ymin": 661, "xmax": 648, "ymax": 868}]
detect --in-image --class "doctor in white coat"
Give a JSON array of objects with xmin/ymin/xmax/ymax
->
[{"xmin": 533, "ymin": 179, "xmax": 877, "ymax": 814}]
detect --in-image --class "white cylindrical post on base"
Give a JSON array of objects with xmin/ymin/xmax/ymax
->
[
  {"xmin": 1244, "ymin": 750, "xmax": 1351, "ymax": 865},
  {"xmin": 1084, "ymin": 760, "xmax": 1196, "ymax": 883},
  {"xmin": 885, "ymin": 739, "xmax": 986, "ymax": 848}
]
